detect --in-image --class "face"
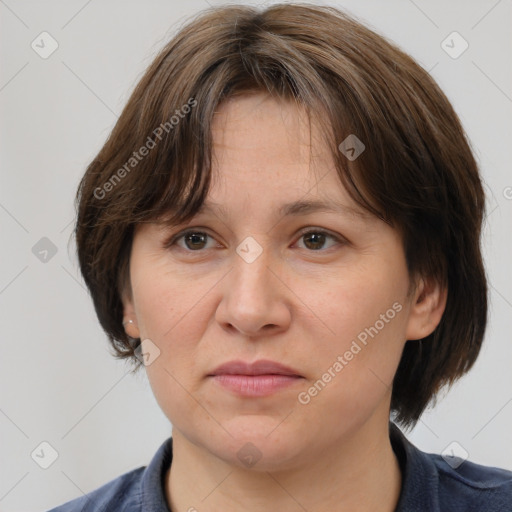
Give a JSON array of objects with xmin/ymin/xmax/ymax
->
[{"xmin": 123, "ymin": 93, "xmax": 441, "ymax": 471}]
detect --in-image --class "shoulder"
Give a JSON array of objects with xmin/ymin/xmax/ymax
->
[
  {"xmin": 390, "ymin": 422, "xmax": 512, "ymax": 512},
  {"xmin": 46, "ymin": 466, "xmax": 145, "ymax": 511},
  {"xmin": 49, "ymin": 437, "xmax": 172, "ymax": 512},
  {"xmin": 46, "ymin": 436, "xmax": 174, "ymax": 512},
  {"xmin": 431, "ymin": 453, "xmax": 512, "ymax": 511}
]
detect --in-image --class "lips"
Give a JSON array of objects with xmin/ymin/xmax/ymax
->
[
  {"xmin": 209, "ymin": 359, "xmax": 302, "ymax": 377},
  {"xmin": 208, "ymin": 359, "xmax": 304, "ymax": 397}
]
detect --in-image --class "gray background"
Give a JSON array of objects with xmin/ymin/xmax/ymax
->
[{"xmin": 0, "ymin": 0, "xmax": 511, "ymax": 510}]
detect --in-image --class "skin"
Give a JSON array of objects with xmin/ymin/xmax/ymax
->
[{"xmin": 122, "ymin": 93, "xmax": 447, "ymax": 512}]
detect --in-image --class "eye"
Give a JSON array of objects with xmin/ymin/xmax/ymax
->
[
  {"xmin": 165, "ymin": 229, "xmax": 218, "ymax": 251},
  {"xmin": 294, "ymin": 228, "xmax": 343, "ymax": 251},
  {"xmin": 164, "ymin": 227, "xmax": 345, "ymax": 253}
]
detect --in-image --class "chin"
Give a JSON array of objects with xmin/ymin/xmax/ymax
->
[{"xmin": 204, "ymin": 416, "xmax": 307, "ymax": 472}]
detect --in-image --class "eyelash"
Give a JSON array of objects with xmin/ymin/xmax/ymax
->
[{"xmin": 164, "ymin": 227, "xmax": 345, "ymax": 253}]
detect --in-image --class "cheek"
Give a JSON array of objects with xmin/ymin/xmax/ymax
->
[
  {"xmin": 145, "ymin": 362, "xmax": 218, "ymax": 443},
  {"xmin": 131, "ymin": 256, "xmax": 213, "ymax": 341},
  {"xmin": 294, "ymin": 305, "xmax": 407, "ymax": 441},
  {"xmin": 294, "ymin": 264, "xmax": 409, "ymax": 403},
  {"xmin": 140, "ymin": 296, "xmax": 214, "ymax": 438},
  {"xmin": 131, "ymin": 261, "xmax": 212, "ymax": 407},
  {"xmin": 299, "ymin": 260, "xmax": 408, "ymax": 348}
]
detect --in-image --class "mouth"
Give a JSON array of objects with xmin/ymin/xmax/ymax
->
[{"xmin": 208, "ymin": 359, "xmax": 304, "ymax": 397}]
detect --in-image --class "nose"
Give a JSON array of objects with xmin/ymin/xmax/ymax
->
[{"xmin": 215, "ymin": 242, "xmax": 292, "ymax": 338}]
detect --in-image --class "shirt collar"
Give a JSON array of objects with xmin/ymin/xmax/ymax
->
[
  {"xmin": 390, "ymin": 421, "xmax": 440, "ymax": 511},
  {"xmin": 141, "ymin": 436, "xmax": 173, "ymax": 511}
]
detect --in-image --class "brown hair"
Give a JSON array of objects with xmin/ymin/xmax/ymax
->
[{"xmin": 74, "ymin": 3, "xmax": 487, "ymax": 429}]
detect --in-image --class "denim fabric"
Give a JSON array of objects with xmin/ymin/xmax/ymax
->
[{"xmin": 47, "ymin": 422, "xmax": 512, "ymax": 511}]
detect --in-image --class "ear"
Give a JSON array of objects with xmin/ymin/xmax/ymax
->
[
  {"xmin": 405, "ymin": 276, "xmax": 448, "ymax": 341},
  {"xmin": 121, "ymin": 289, "xmax": 141, "ymax": 340}
]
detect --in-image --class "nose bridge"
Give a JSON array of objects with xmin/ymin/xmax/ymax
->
[
  {"xmin": 216, "ymin": 233, "xmax": 290, "ymax": 335},
  {"xmin": 232, "ymin": 234, "xmax": 273, "ymax": 298}
]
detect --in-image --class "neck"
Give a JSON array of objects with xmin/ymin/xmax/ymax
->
[{"xmin": 165, "ymin": 418, "xmax": 402, "ymax": 512}]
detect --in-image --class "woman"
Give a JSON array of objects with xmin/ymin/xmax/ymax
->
[{"xmin": 50, "ymin": 3, "xmax": 512, "ymax": 511}]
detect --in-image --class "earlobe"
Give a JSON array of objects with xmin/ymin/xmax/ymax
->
[
  {"xmin": 405, "ymin": 277, "xmax": 448, "ymax": 341},
  {"xmin": 122, "ymin": 294, "xmax": 141, "ymax": 339},
  {"xmin": 122, "ymin": 318, "xmax": 141, "ymax": 339}
]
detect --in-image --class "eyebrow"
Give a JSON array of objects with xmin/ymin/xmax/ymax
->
[{"xmin": 197, "ymin": 198, "xmax": 371, "ymax": 221}]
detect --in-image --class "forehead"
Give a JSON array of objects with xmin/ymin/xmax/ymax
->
[
  {"xmin": 208, "ymin": 93, "xmax": 361, "ymax": 213},
  {"xmin": 211, "ymin": 93, "xmax": 326, "ymax": 167}
]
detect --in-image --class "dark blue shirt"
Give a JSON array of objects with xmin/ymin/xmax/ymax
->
[{"xmin": 48, "ymin": 422, "xmax": 512, "ymax": 511}]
